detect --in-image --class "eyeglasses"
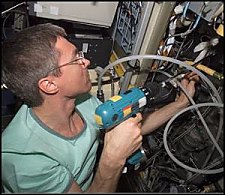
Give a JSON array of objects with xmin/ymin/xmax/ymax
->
[{"xmin": 46, "ymin": 51, "xmax": 85, "ymax": 76}]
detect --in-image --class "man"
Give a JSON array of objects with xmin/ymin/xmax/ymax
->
[{"xmin": 2, "ymin": 23, "xmax": 197, "ymax": 193}]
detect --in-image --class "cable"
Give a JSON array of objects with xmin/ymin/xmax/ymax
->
[
  {"xmin": 97, "ymin": 55, "xmax": 223, "ymax": 104},
  {"xmin": 181, "ymin": 2, "xmax": 190, "ymax": 23},
  {"xmin": 180, "ymin": 2, "xmax": 205, "ymax": 37},
  {"xmin": 158, "ymin": 2, "xmax": 205, "ymax": 62},
  {"xmin": 156, "ymin": 69, "xmax": 223, "ymax": 158},
  {"xmin": 2, "ymin": 12, "xmax": 12, "ymax": 39},
  {"xmin": 1, "ymin": 2, "xmax": 26, "ymax": 16},
  {"xmin": 2, "ymin": 6, "xmax": 29, "ymax": 39},
  {"xmin": 177, "ymin": 82, "xmax": 223, "ymax": 158},
  {"xmin": 163, "ymin": 102, "xmax": 224, "ymax": 174},
  {"xmin": 109, "ymin": 68, "xmax": 115, "ymax": 96},
  {"xmin": 161, "ymin": 58, "xmax": 204, "ymax": 84}
]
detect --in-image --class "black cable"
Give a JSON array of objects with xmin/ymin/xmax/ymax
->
[
  {"xmin": 162, "ymin": 58, "xmax": 204, "ymax": 84},
  {"xmin": 2, "ymin": 12, "xmax": 12, "ymax": 39},
  {"xmin": 2, "ymin": 6, "xmax": 29, "ymax": 40}
]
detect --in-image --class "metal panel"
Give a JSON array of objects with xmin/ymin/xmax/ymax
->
[
  {"xmin": 115, "ymin": 2, "xmax": 155, "ymax": 57},
  {"xmin": 115, "ymin": 2, "xmax": 176, "ymax": 92},
  {"xmin": 135, "ymin": 2, "xmax": 176, "ymax": 87},
  {"xmin": 28, "ymin": 1, "xmax": 118, "ymax": 27},
  {"xmin": 114, "ymin": 2, "xmax": 155, "ymax": 93}
]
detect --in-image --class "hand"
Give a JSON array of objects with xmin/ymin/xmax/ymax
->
[
  {"xmin": 176, "ymin": 72, "xmax": 199, "ymax": 107},
  {"xmin": 103, "ymin": 113, "xmax": 143, "ymax": 164}
]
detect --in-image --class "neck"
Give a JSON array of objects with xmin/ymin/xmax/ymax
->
[{"xmin": 32, "ymin": 98, "xmax": 84, "ymax": 137}]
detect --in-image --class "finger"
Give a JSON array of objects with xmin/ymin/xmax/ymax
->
[
  {"xmin": 181, "ymin": 78, "xmax": 189, "ymax": 87},
  {"xmin": 183, "ymin": 72, "xmax": 194, "ymax": 79},
  {"xmin": 185, "ymin": 76, "xmax": 199, "ymax": 83},
  {"xmin": 184, "ymin": 72, "xmax": 199, "ymax": 80},
  {"xmin": 137, "ymin": 122, "xmax": 142, "ymax": 128},
  {"xmin": 183, "ymin": 75, "xmax": 199, "ymax": 84},
  {"xmin": 189, "ymin": 79, "xmax": 197, "ymax": 88},
  {"xmin": 131, "ymin": 112, "xmax": 143, "ymax": 123},
  {"xmin": 190, "ymin": 75, "xmax": 200, "ymax": 82},
  {"xmin": 135, "ymin": 112, "xmax": 143, "ymax": 122},
  {"xmin": 186, "ymin": 71, "xmax": 197, "ymax": 77}
]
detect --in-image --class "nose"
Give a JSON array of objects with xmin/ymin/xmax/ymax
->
[{"xmin": 82, "ymin": 58, "xmax": 90, "ymax": 68}]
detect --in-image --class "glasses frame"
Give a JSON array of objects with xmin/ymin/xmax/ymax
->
[{"xmin": 45, "ymin": 51, "xmax": 85, "ymax": 76}]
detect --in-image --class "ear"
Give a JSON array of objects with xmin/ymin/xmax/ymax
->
[{"xmin": 38, "ymin": 77, "xmax": 59, "ymax": 94}]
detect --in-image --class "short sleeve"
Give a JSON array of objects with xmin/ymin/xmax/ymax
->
[{"xmin": 2, "ymin": 153, "xmax": 73, "ymax": 193}]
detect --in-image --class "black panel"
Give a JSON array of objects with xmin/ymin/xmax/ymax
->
[{"xmin": 67, "ymin": 31, "xmax": 113, "ymax": 69}]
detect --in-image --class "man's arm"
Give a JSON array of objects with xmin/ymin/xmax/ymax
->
[
  {"xmin": 68, "ymin": 155, "xmax": 124, "ymax": 193},
  {"xmin": 68, "ymin": 113, "xmax": 143, "ymax": 192},
  {"xmin": 142, "ymin": 73, "xmax": 198, "ymax": 135}
]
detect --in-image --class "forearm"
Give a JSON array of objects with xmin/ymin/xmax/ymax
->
[
  {"xmin": 86, "ymin": 114, "xmax": 143, "ymax": 192},
  {"xmin": 86, "ymin": 149, "xmax": 125, "ymax": 192},
  {"xmin": 67, "ymin": 151, "xmax": 124, "ymax": 193},
  {"xmin": 142, "ymin": 101, "xmax": 186, "ymax": 135}
]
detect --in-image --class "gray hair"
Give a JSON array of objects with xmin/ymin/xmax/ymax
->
[{"xmin": 2, "ymin": 23, "xmax": 67, "ymax": 107}]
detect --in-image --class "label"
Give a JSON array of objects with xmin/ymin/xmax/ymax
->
[{"xmin": 109, "ymin": 95, "xmax": 122, "ymax": 102}]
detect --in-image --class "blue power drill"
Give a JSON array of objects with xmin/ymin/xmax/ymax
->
[{"xmin": 95, "ymin": 86, "xmax": 152, "ymax": 170}]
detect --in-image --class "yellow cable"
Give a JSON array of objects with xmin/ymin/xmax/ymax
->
[{"xmin": 185, "ymin": 60, "xmax": 223, "ymax": 80}]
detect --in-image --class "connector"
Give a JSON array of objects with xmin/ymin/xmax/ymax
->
[{"xmin": 97, "ymin": 90, "xmax": 105, "ymax": 103}]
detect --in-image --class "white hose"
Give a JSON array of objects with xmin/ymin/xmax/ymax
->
[
  {"xmin": 97, "ymin": 55, "xmax": 222, "ymax": 104},
  {"xmin": 1, "ymin": 2, "xmax": 26, "ymax": 15},
  {"xmin": 156, "ymin": 70, "xmax": 224, "ymax": 159},
  {"xmin": 177, "ymin": 82, "xmax": 223, "ymax": 158},
  {"xmin": 163, "ymin": 103, "xmax": 224, "ymax": 174}
]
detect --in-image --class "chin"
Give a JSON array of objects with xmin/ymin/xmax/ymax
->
[
  {"xmin": 84, "ymin": 82, "xmax": 92, "ymax": 93},
  {"xmin": 87, "ymin": 83, "xmax": 92, "ymax": 92}
]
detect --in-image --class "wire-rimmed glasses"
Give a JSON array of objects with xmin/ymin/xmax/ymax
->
[{"xmin": 45, "ymin": 51, "xmax": 85, "ymax": 76}]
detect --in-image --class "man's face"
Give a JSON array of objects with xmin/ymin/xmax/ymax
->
[{"xmin": 54, "ymin": 36, "xmax": 92, "ymax": 98}]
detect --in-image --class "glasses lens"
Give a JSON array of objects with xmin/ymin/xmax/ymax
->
[{"xmin": 78, "ymin": 51, "xmax": 84, "ymax": 59}]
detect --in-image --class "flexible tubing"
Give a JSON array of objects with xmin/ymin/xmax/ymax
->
[
  {"xmin": 1, "ymin": 2, "xmax": 25, "ymax": 15},
  {"xmin": 156, "ymin": 70, "xmax": 224, "ymax": 159},
  {"xmin": 163, "ymin": 103, "xmax": 224, "ymax": 174},
  {"xmin": 177, "ymin": 82, "xmax": 223, "ymax": 158},
  {"xmin": 98, "ymin": 55, "xmax": 222, "ymax": 104}
]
